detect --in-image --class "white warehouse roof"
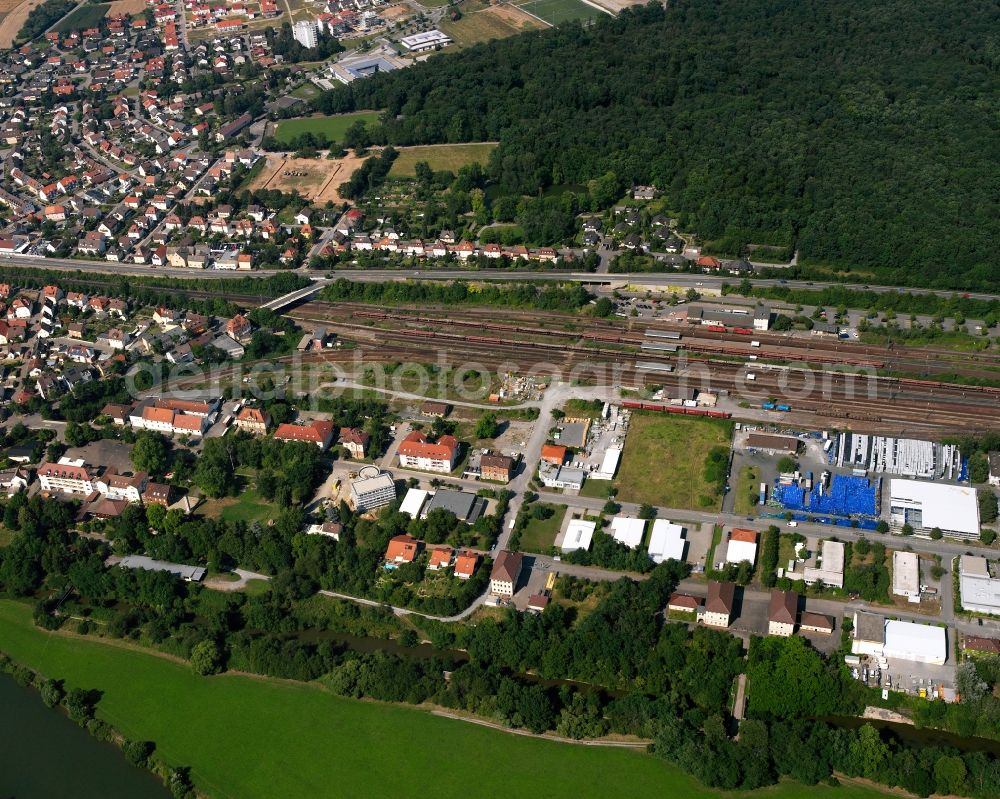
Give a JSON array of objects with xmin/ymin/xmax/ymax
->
[
  {"xmin": 610, "ymin": 516, "xmax": 646, "ymax": 549},
  {"xmin": 892, "ymin": 550, "xmax": 920, "ymax": 597},
  {"xmin": 890, "ymin": 479, "xmax": 979, "ymax": 537},
  {"xmin": 562, "ymin": 519, "xmax": 596, "ymax": 552},
  {"xmin": 399, "ymin": 488, "xmax": 429, "ymax": 518},
  {"xmin": 598, "ymin": 447, "xmax": 621, "ymax": 478},
  {"xmin": 883, "ymin": 620, "xmax": 947, "ymax": 665},
  {"xmin": 726, "ymin": 539, "xmax": 758, "ymax": 566},
  {"xmin": 647, "ymin": 519, "xmax": 685, "ymax": 564}
]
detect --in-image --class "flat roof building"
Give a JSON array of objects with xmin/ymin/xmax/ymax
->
[
  {"xmin": 746, "ymin": 433, "xmax": 799, "ymax": 455},
  {"xmin": 647, "ymin": 519, "xmax": 686, "ymax": 563},
  {"xmin": 892, "ymin": 551, "xmax": 921, "ymax": 600},
  {"xmin": 803, "ymin": 539, "xmax": 845, "ymax": 589},
  {"xmin": 852, "ymin": 611, "xmax": 947, "ymax": 665},
  {"xmin": 609, "ymin": 516, "xmax": 646, "ymax": 549},
  {"xmin": 959, "ymin": 555, "xmax": 1000, "ymax": 615},
  {"xmin": 889, "ymin": 479, "xmax": 979, "ymax": 539},
  {"xmin": 399, "ymin": 487, "xmax": 429, "ymax": 518},
  {"xmin": 562, "ymin": 519, "xmax": 596, "ymax": 552},
  {"xmin": 351, "ymin": 471, "xmax": 396, "ymax": 513},
  {"xmin": 118, "ymin": 555, "xmax": 205, "ymax": 582},
  {"xmin": 399, "ymin": 29, "xmax": 452, "ymax": 52},
  {"xmin": 424, "ymin": 489, "xmax": 485, "ymax": 524},
  {"xmin": 725, "ymin": 528, "xmax": 758, "ymax": 566}
]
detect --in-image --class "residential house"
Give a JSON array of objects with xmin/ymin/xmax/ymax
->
[
  {"xmin": 273, "ymin": 419, "xmax": 335, "ymax": 450},
  {"xmin": 489, "ymin": 550, "xmax": 523, "ymax": 598},
  {"xmin": 235, "ymin": 407, "xmax": 270, "ymax": 435},
  {"xmin": 397, "ymin": 431, "xmax": 460, "ymax": 473},
  {"xmin": 454, "ymin": 550, "xmax": 479, "ymax": 580},
  {"xmin": 768, "ymin": 589, "xmax": 798, "ymax": 636},
  {"xmin": 37, "ymin": 457, "xmax": 99, "ymax": 495},
  {"xmin": 480, "ymin": 453, "xmax": 514, "ymax": 483},
  {"xmin": 338, "ymin": 427, "xmax": 369, "ymax": 459},
  {"xmin": 385, "ymin": 534, "xmax": 421, "ymax": 565},
  {"xmin": 703, "ymin": 581, "xmax": 735, "ymax": 628}
]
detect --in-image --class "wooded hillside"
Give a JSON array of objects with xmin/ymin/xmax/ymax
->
[{"xmin": 314, "ymin": 0, "xmax": 999, "ymax": 289}]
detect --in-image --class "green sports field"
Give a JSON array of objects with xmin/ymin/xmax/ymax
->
[
  {"xmin": 0, "ymin": 601, "xmax": 889, "ymax": 799},
  {"xmin": 517, "ymin": 0, "xmax": 603, "ymax": 25},
  {"xmin": 273, "ymin": 111, "xmax": 381, "ymax": 145}
]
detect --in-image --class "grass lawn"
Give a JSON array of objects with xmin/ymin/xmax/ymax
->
[
  {"xmin": 52, "ymin": 2, "xmax": 110, "ymax": 31},
  {"xmin": 616, "ymin": 413, "xmax": 733, "ymax": 510},
  {"xmin": 518, "ymin": 504, "xmax": 566, "ymax": 553},
  {"xmin": 0, "ymin": 600, "xmax": 891, "ymax": 799},
  {"xmin": 242, "ymin": 579, "xmax": 272, "ymax": 596},
  {"xmin": 388, "ymin": 143, "xmax": 498, "ymax": 177},
  {"xmin": 733, "ymin": 465, "xmax": 761, "ymax": 516},
  {"xmin": 440, "ymin": 10, "xmax": 539, "ymax": 47},
  {"xmin": 200, "ymin": 488, "xmax": 277, "ymax": 524},
  {"xmin": 516, "ymin": 0, "xmax": 601, "ymax": 24},
  {"xmin": 579, "ymin": 479, "xmax": 616, "ymax": 499},
  {"xmin": 289, "ymin": 82, "xmax": 321, "ymax": 100},
  {"xmin": 273, "ymin": 111, "xmax": 381, "ymax": 145}
]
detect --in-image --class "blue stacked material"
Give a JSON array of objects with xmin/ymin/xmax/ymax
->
[
  {"xmin": 773, "ymin": 475, "xmax": 876, "ymax": 517},
  {"xmin": 959, "ymin": 458, "xmax": 969, "ymax": 482},
  {"xmin": 775, "ymin": 483, "xmax": 806, "ymax": 509}
]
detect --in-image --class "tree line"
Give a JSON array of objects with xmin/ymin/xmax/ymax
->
[{"xmin": 309, "ymin": 0, "xmax": 998, "ymax": 290}]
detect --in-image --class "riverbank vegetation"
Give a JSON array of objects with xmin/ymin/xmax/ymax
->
[
  {"xmin": 0, "ymin": 647, "xmax": 196, "ymax": 798},
  {"xmin": 3, "ymin": 478, "xmax": 1000, "ymax": 797},
  {"xmin": 0, "ymin": 602, "xmax": 893, "ymax": 799}
]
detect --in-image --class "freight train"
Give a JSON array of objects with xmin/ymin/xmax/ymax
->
[{"xmin": 620, "ymin": 400, "xmax": 731, "ymax": 418}]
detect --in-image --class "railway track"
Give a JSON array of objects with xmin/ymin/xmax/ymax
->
[{"xmin": 284, "ymin": 306, "xmax": 1000, "ymax": 434}]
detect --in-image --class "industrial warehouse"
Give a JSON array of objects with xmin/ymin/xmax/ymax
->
[{"xmin": 888, "ymin": 479, "xmax": 980, "ymax": 539}]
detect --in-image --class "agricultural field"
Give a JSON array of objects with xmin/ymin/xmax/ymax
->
[
  {"xmin": 516, "ymin": 0, "xmax": 603, "ymax": 25},
  {"xmin": 273, "ymin": 111, "xmax": 382, "ymax": 146},
  {"xmin": 388, "ymin": 142, "xmax": 498, "ymax": 177},
  {"xmin": 52, "ymin": 1, "xmax": 109, "ymax": 32},
  {"xmin": 107, "ymin": 0, "xmax": 144, "ymax": 13},
  {"xmin": 0, "ymin": 601, "xmax": 889, "ymax": 799},
  {"xmin": 439, "ymin": 5, "xmax": 544, "ymax": 47},
  {"xmin": 0, "ymin": 0, "xmax": 43, "ymax": 47},
  {"xmin": 615, "ymin": 412, "xmax": 734, "ymax": 511}
]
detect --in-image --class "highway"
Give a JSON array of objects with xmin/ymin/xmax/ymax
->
[{"xmin": 2, "ymin": 253, "xmax": 999, "ymax": 302}]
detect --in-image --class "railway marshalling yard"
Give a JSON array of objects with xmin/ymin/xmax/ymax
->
[{"xmin": 239, "ymin": 299, "xmax": 1000, "ymax": 437}]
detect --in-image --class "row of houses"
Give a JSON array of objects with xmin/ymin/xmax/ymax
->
[{"xmin": 37, "ymin": 456, "xmax": 173, "ymax": 510}]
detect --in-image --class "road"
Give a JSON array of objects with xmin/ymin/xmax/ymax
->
[
  {"xmin": 537, "ymin": 490, "xmax": 995, "ymax": 562},
  {"xmin": 4, "ymin": 253, "xmax": 1000, "ymax": 303}
]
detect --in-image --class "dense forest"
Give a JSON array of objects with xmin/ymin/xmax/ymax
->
[{"xmin": 314, "ymin": 0, "xmax": 999, "ymax": 290}]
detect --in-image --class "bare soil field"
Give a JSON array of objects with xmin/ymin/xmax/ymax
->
[
  {"xmin": 488, "ymin": 2, "xmax": 543, "ymax": 26},
  {"xmin": 584, "ymin": 0, "xmax": 642, "ymax": 11},
  {"xmin": 0, "ymin": 0, "xmax": 44, "ymax": 47},
  {"xmin": 248, "ymin": 151, "xmax": 369, "ymax": 204},
  {"xmin": 107, "ymin": 0, "xmax": 146, "ymax": 14},
  {"xmin": 381, "ymin": 3, "xmax": 411, "ymax": 21}
]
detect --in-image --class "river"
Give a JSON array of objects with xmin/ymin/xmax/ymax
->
[{"xmin": 0, "ymin": 673, "xmax": 171, "ymax": 799}]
